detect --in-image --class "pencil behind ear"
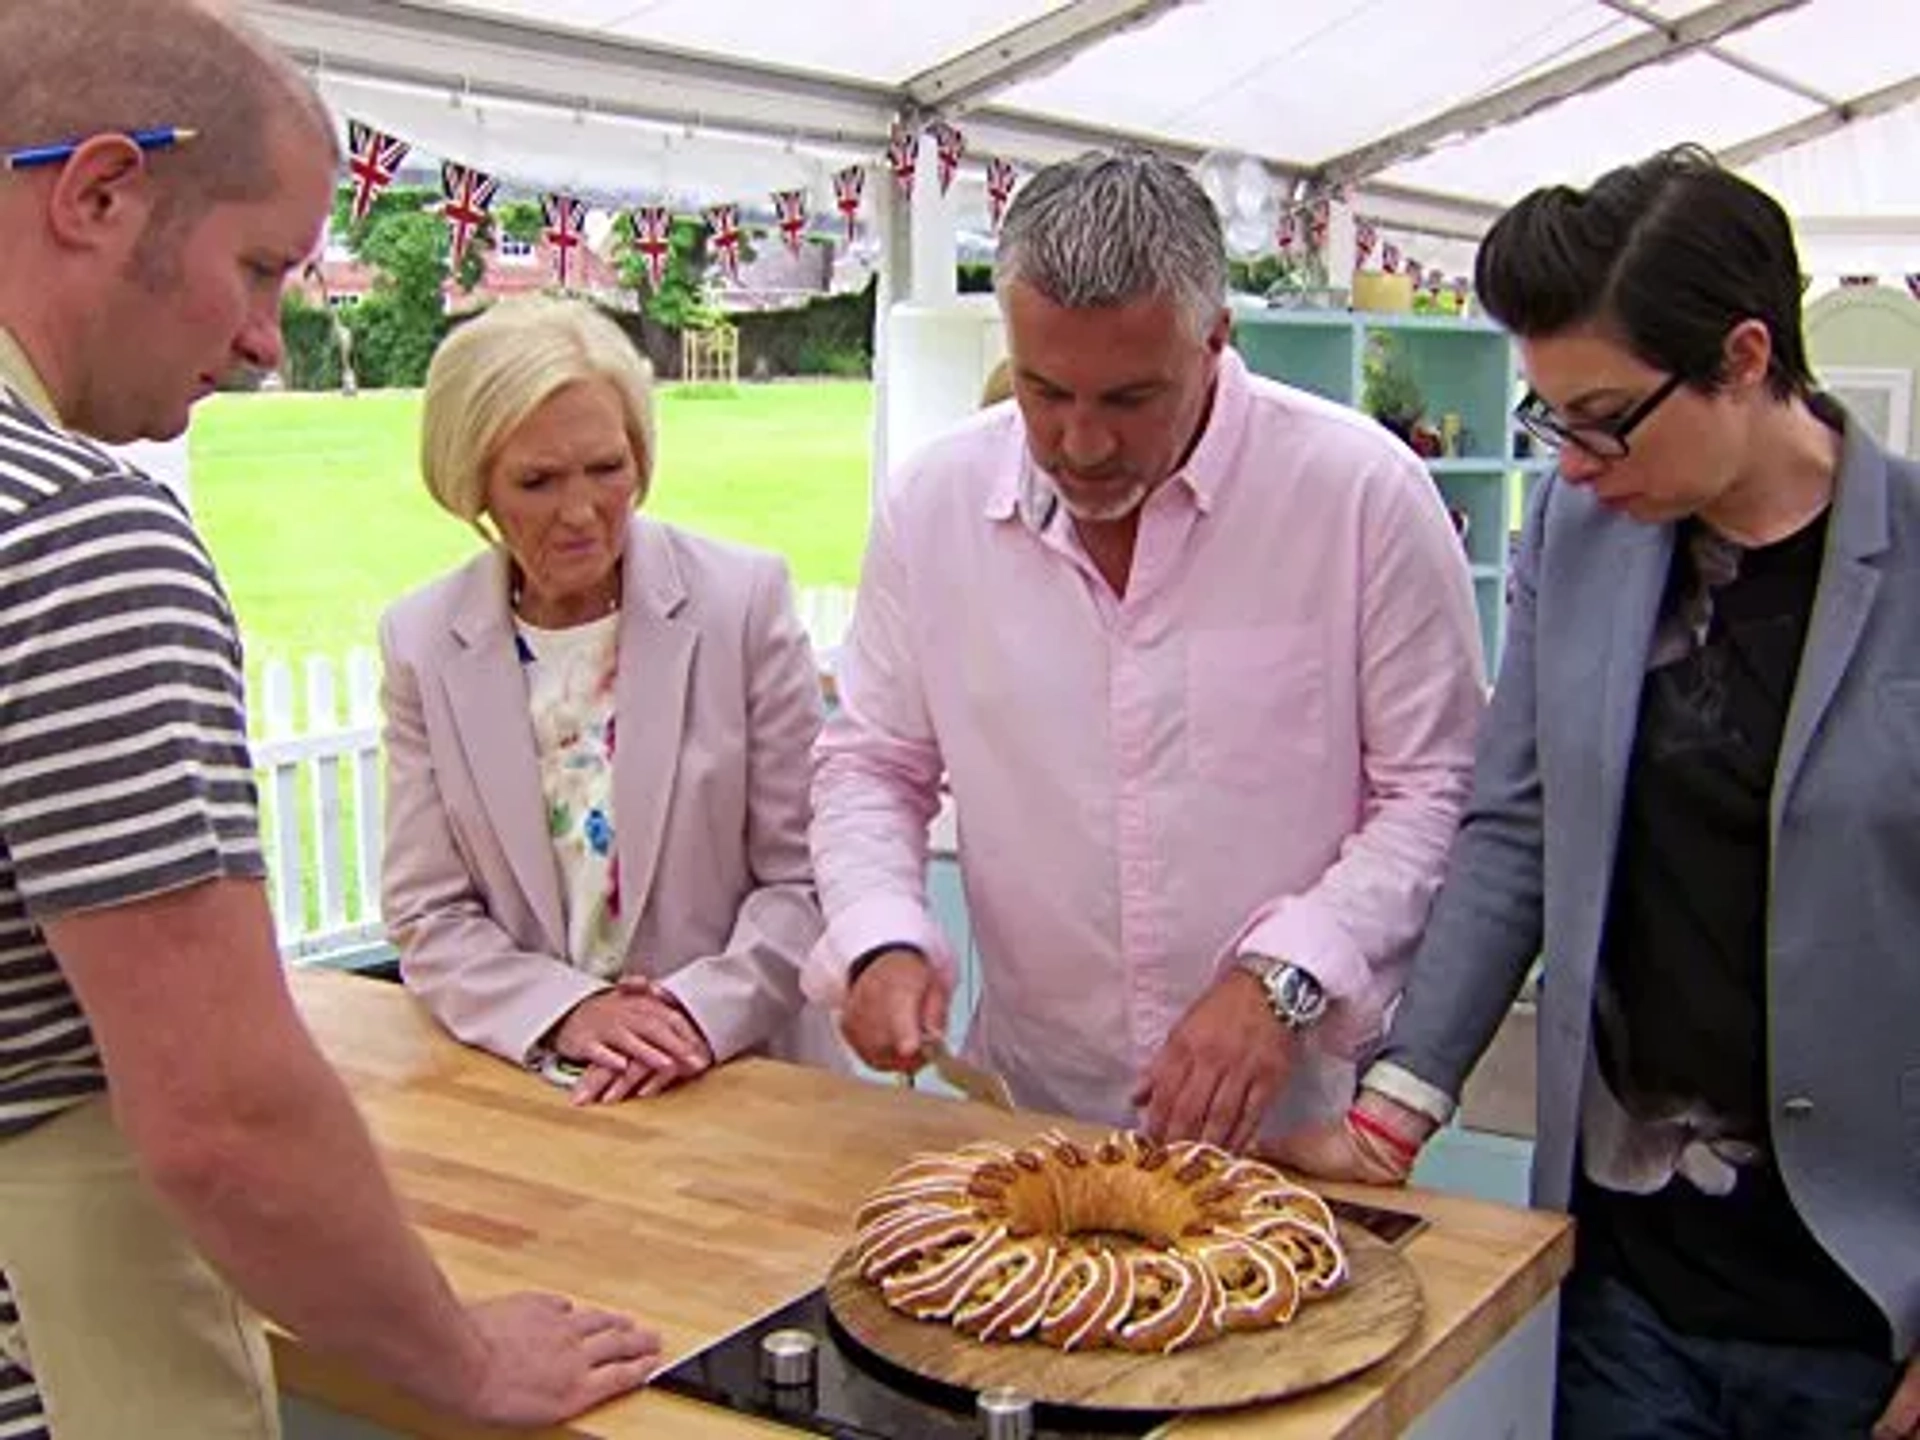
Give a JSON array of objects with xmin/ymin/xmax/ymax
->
[{"xmin": 41, "ymin": 134, "xmax": 158, "ymax": 257}]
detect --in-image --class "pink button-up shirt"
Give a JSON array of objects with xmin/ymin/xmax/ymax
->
[{"xmin": 807, "ymin": 350, "xmax": 1486, "ymax": 1132}]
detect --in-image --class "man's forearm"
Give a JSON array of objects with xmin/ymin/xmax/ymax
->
[
  {"xmin": 806, "ymin": 719, "xmax": 952, "ymax": 1002},
  {"xmin": 132, "ymin": 1033, "xmax": 488, "ymax": 1411}
]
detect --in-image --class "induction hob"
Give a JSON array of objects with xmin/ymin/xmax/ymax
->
[{"xmin": 653, "ymin": 1197, "xmax": 1426, "ymax": 1439}]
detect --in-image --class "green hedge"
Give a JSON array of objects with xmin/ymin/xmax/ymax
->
[
  {"xmin": 732, "ymin": 281, "xmax": 876, "ymax": 379},
  {"xmin": 277, "ymin": 280, "xmax": 880, "ymax": 391}
]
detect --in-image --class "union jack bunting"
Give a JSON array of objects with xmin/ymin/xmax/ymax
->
[
  {"xmin": 886, "ymin": 121, "xmax": 918, "ymax": 199},
  {"xmin": 1276, "ymin": 209, "xmax": 1298, "ymax": 253},
  {"xmin": 439, "ymin": 161, "xmax": 498, "ymax": 265},
  {"xmin": 346, "ymin": 120, "xmax": 409, "ymax": 223},
  {"xmin": 1380, "ymin": 241, "xmax": 1402, "ymax": 274},
  {"xmin": 773, "ymin": 189, "xmax": 808, "ymax": 257},
  {"xmin": 542, "ymin": 193, "xmax": 589, "ymax": 288},
  {"xmin": 929, "ymin": 120, "xmax": 965, "ymax": 196},
  {"xmin": 985, "ymin": 157, "xmax": 1018, "ymax": 233},
  {"xmin": 706, "ymin": 203, "xmax": 744, "ymax": 283},
  {"xmin": 1308, "ymin": 197, "xmax": 1331, "ymax": 252},
  {"xmin": 1354, "ymin": 219, "xmax": 1378, "ymax": 266},
  {"xmin": 632, "ymin": 205, "xmax": 673, "ymax": 290},
  {"xmin": 832, "ymin": 165, "xmax": 865, "ymax": 242}
]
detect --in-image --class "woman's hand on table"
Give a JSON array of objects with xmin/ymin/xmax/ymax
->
[
  {"xmin": 454, "ymin": 1291, "xmax": 661, "ymax": 1425},
  {"xmin": 551, "ymin": 981, "xmax": 714, "ymax": 1105},
  {"xmin": 1260, "ymin": 1089, "xmax": 1438, "ymax": 1186}
]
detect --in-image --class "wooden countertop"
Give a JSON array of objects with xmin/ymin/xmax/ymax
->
[{"xmin": 277, "ymin": 969, "xmax": 1572, "ymax": 1439}]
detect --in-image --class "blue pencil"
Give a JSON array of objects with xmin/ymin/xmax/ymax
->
[{"xmin": 4, "ymin": 126, "xmax": 198, "ymax": 172}]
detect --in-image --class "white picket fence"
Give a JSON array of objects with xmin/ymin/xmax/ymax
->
[
  {"xmin": 252, "ymin": 650, "xmax": 387, "ymax": 961},
  {"xmin": 251, "ymin": 586, "xmax": 857, "ymax": 962}
]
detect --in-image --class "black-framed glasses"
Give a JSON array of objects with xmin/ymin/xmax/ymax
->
[{"xmin": 1515, "ymin": 373, "xmax": 1684, "ymax": 460}]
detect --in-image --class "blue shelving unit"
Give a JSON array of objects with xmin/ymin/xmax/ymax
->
[{"xmin": 1233, "ymin": 303, "xmax": 1534, "ymax": 669}]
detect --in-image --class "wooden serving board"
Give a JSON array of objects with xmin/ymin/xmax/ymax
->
[{"xmin": 825, "ymin": 1223, "xmax": 1422, "ymax": 1413}]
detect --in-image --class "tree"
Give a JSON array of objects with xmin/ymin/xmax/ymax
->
[
  {"xmin": 278, "ymin": 289, "xmax": 342, "ymax": 392},
  {"xmin": 494, "ymin": 198, "xmax": 544, "ymax": 249},
  {"xmin": 328, "ymin": 184, "xmax": 488, "ymax": 388},
  {"xmin": 612, "ymin": 213, "xmax": 725, "ymax": 331}
]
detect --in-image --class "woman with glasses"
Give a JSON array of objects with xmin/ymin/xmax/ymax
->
[{"xmin": 1273, "ymin": 145, "xmax": 1920, "ymax": 1440}]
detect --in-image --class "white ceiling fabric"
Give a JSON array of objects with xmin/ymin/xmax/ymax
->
[{"xmin": 248, "ymin": 0, "xmax": 1920, "ymax": 277}]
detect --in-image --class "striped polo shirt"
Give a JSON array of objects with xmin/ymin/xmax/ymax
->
[{"xmin": 0, "ymin": 360, "xmax": 265, "ymax": 1137}]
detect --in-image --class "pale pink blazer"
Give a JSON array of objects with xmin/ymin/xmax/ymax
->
[{"xmin": 378, "ymin": 515, "xmax": 844, "ymax": 1072}]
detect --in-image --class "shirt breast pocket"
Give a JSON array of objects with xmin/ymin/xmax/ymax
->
[{"xmin": 1186, "ymin": 626, "xmax": 1326, "ymax": 785}]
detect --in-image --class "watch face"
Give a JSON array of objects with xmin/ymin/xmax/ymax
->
[{"xmin": 1271, "ymin": 964, "xmax": 1327, "ymax": 1026}]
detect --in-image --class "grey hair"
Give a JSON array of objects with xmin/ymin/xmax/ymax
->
[{"xmin": 994, "ymin": 149, "xmax": 1227, "ymax": 337}]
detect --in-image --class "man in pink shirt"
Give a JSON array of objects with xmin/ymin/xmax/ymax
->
[{"xmin": 806, "ymin": 150, "xmax": 1486, "ymax": 1150}]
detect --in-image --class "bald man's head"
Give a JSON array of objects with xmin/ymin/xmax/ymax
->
[
  {"xmin": 0, "ymin": 0, "xmax": 335, "ymax": 213},
  {"xmin": 0, "ymin": 0, "xmax": 338, "ymax": 442}
]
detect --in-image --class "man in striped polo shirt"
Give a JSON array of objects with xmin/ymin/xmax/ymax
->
[{"xmin": 0, "ymin": 3, "xmax": 660, "ymax": 1435}]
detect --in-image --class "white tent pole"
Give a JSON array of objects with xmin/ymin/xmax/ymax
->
[
  {"xmin": 1720, "ymin": 73, "xmax": 1920, "ymax": 168},
  {"xmin": 908, "ymin": 132, "xmax": 960, "ymax": 308},
  {"xmin": 1596, "ymin": 0, "xmax": 1839, "ymax": 107},
  {"xmin": 249, "ymin": 0, "xmax": 899, "ymax": 146},
  {"xmin": 1312, "ymin": 0, "xmax": 1807, "ymax": 189},
  {"xmin": 869, "ymin": 161, "xmax": 915, "ymax": 501},
  {"xmin": 904, "ymin": 0, "xmax": 1181, "ymax": 113}
]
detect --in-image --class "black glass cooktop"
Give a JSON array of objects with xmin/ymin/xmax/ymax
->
[
  {"xmin": 657, "ymin": 1285, "xmax": 1169, "ymax": 1439},
  {"xmin": 653, "ymin": 1198, "xmax": 1426, "ymax": 1439}
]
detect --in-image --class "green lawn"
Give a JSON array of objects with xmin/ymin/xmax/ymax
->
[{"xmin": 190, "ymin": 381, "xmax": 876, "ymax": 687}]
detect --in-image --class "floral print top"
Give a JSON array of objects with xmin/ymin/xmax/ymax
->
[{"xmin": 515, "ymin": 611, "xmax": 624, "ymax": 980}]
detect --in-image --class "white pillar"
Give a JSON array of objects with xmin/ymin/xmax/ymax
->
[
  {"xmin": 868, "ymin": 162, "xmax": 914, "ymax": 502},
  {"xmin": 1325, "ymin": 192, "xmax": 1359, "ymax": 295},
  {"xmin": 874, "ymin": 129, "xmax": 1004, "ymax": 500},
  {"xmin": 908, "ymin": 130, "xmax": 959, "ymax": 307}
]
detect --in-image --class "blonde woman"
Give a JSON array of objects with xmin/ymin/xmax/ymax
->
[{"xmin": 379, "ymin": 297, "xmax": 841, "ymax": 1104}]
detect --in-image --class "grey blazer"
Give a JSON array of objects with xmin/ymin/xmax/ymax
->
[{"xmin": 1381, "ymin": 414, "xmax": 1920, "ymax": 1356}]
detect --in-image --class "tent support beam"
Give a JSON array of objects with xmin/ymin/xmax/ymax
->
[
  {"xmin": 1719, "ymin": 72, "xmax": 1920, "ymax": 167},
  {"xmin": 902, "ymin": 0, "xmax": 1182, "ymax": 114},
  {"xmin": 1309, "ymin": 0, "xmax": 1808, "ymax": 190},
  {"xmin": 1597, "ymin": 0, "xmax": 1838, "ymax": 107},
  {"xmin": 251, "ymin": 0, "xmax": 899, "ymax": 140}
]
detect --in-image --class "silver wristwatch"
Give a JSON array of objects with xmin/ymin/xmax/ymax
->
[{"xmin": 1238, "ymin": 955, "xmax": 1328, "ymax": 1031}]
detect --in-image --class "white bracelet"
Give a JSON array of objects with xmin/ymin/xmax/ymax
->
[{"xmin": 1361, "ymin": 1061, "xmax": 1458, "ymax": 1127}]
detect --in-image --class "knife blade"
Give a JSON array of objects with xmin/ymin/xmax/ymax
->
[{"xmin": 921, "ymin": 1035, "xmax": 1015, "ymax": 1110}]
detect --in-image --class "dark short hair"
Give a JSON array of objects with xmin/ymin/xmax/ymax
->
[{"xmin": 1474, "ymin": 145, "xmax": 1813, "ymax": 401}]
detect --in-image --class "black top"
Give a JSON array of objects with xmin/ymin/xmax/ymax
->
[{"xmin": 1578, "ymin": 507, "xmax": 1890, "ymax": 1354}]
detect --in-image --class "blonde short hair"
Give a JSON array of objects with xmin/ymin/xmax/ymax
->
[{"xmin": 420, "ymin": 297, "xmax": 658, "ymax": 527}]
